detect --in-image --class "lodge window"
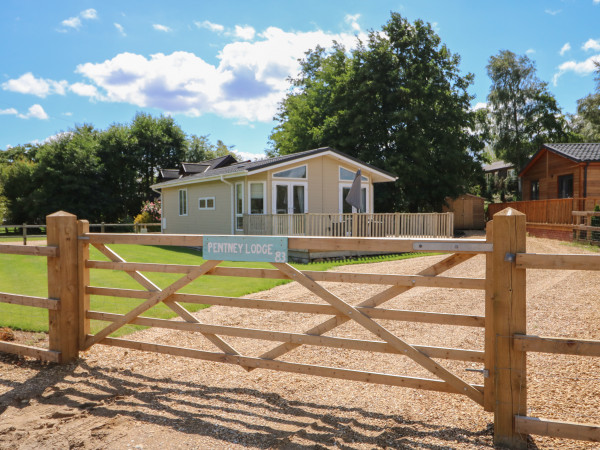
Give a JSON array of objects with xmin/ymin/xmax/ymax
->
[
  {"xmin": 249, "ymin": 182, "xmax": 265, "ymax": 214},
  {"xmin": 178, "ymin": 189, "xmax": 187, "ymax": 216},
  {"xmin": 340, "ymin": 185, "xmax": 367, "ymax": 213},
  {"xmin": 273, "ymin": 165, "xmax": 307, "ymax": 179},
  {"xmin": 558, "ymin": 174, "xmax": 573, "ymax": 199},
  {"xmin": 530, "ymin": 180, "xmax": 539, "ymax": 200},
  {"xmin": 235, "ymin": 182, "xmax": 244, "ymax": 230},
  {"xmin": 198, "ymin": 197, "xmax": 215, "ymax": 210},
  {"xmin": 339, "ymin": 166, "xmax": 368, "ymax": 182}
]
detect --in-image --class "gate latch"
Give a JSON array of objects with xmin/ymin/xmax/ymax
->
[
  {"xmin": 465, "ymin": 368, "xmax": 489, "ymax": 378},
  {"xmin": 504, "ymin": 252, "xmax": 516, "ymax": 263}
]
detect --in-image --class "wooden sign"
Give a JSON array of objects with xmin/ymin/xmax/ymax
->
[{"xmin": 203, "ymin": 236, "xmax": 288, "ymax": 262}]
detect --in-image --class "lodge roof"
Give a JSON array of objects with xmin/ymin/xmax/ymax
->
[
  {"xmin": 543, "ymin": 143, "xmax": 600, "ymax": 162},
  {"xmin": 153, "ymin": 147, "xmax": 397, "ymax": 189},
  {"xmin": 519, "ymin": 143, "xmax": 600, "ymax": 177},
  {"xmin": 482, "ymin": 160, "xmax": 514, "ymax": 173}
]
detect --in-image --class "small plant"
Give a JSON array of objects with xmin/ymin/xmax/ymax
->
[{"xmin": 134, "ymin": 200, "xmax": 161, "ymax": 224}]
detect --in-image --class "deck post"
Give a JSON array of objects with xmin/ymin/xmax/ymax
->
[
  {"xmin": 47, "ymin": 211, "xmax": 80, "ymax": 363},
  {"xmin": 492, "ymin": 208, "xmax": 527, "ymax": 448}
]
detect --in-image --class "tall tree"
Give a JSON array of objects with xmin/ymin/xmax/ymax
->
[
  {"xmin": 185, "ymin": 135, "xmax": 237, "ymax": 162},
  {"xmin": 573, "ymin": 61, "xmax": 600, "ymax": 141},
  {"xmin": 129, "ymin": 112, "xmax": 187, "ymax": 200},
  {"xmin": 29, "ymin": 125, "xmax": 107, "ymax": 221},
  {"xmin": 97, "ymin": 124, "xmax": 140, "ymax": 221},
  {"xmin": 486, "ymin": 50, "xmax": 572, "ymax": 172},
  {"xmin": 270, "ymin": 13, "xmax": 484, "ymax": 212}
]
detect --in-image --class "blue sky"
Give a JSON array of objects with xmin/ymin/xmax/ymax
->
[{"xmin": 1, "ymin": 1, "xmax": 599, "ymax": 159}]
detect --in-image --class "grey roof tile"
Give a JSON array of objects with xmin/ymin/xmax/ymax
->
[{"xmin": 544, "ymin": 143, "xmax": 600, "ymax": 162}]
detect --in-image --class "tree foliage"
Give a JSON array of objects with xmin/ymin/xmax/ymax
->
[
  {"xmin": 0, "ymin": 113, "xmax": 233, "ymax": 223},
  {"xmin": 486, "ymin": 50, "xmax": 574, "ymax": 172},
  {"xmin": 573, "ymin": 61, "xmax": 600, "ymax": 141},
  {"xmin": 270, "ymin": 13, "xmax": 485, "ymax": 212}
]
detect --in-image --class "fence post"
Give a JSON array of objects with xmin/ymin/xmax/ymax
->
[
  {"xmin": 77, "ymin": 220, "xmax": 90, "ymax": 350},
  {"xmin": 484, "ymin": 219, "xmax": 495, "ymax": 412},
  {"xmin": 47, "ymin": 211, "xmax": 80, "ymax": 363},
  {"xmin": 22, "ymin": 223, "xmax": 27, "ymax": 245},
  {"xmin": 101, "ymin": 222, "xmax": 105, "ymax": 233},
  {"xmin": 492, "ymin": 208, "xmax": 527, "ymax": 448}
]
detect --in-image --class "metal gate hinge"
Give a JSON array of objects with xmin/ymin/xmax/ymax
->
[
  {"xmin": 465, "ymin": 368, "xmax": 489, "ymax": 378},
  {"xmin": 504, "ymin": 252, "xmax": 515, "ymax": 263}
]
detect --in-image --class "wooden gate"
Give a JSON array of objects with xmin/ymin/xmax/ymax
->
[{"xmin": 1, "ymin": 208, "xmax": 600, "ymax": 448}]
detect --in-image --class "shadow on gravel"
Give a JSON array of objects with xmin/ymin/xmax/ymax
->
[{"xmin": 0, "ymin": 355, "xmax": 509, "ymax": 449}]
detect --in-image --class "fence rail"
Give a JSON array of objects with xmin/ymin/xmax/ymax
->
[
  {"xmin": 0, "ymin": 222, "xmax": 160, "ymax": 245},
  {"xmin": 243, "ymin": 212, "xmax": 454, "ymax": 238}
]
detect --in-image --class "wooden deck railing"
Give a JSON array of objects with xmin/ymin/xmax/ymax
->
[{"xmin": 243, "ymin": 213, "xmax": 454, "ymax": 238}]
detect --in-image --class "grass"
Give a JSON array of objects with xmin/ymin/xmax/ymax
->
[{"xmin": 0, "ymin": 244, "xmax": 431, "ymax": 337}]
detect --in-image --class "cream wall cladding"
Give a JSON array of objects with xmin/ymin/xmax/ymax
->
[
  {"xmin": 264, "ymin": 154, "xmax": 373, "ymax": 214},
  {"xmin": 161, "ymin": 180, "xmax": 232, "ymax": 235}
]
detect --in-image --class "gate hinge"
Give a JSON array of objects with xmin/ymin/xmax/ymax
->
[
  {"xmin": 465, "ymin": 368, "xmax": 489, "ymax": 378},
  {"xmin": 504, "ymin": 252, "xmax": 515, "ymax": 263},
  {"xmin": 78, "ymin": 236, "xmax": 90, "ymax": 240}
]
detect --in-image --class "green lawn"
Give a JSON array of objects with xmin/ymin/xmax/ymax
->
[{"xmin": 0, "ymin": 244, "xmax": 428, "ymax": 337}]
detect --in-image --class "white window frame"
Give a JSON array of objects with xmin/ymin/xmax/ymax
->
[
  {"xmin": 272, "ymin": 181, "xmax": 308, "ymax": 214},
  {"xmin": 339, "ymin": 165, "xmax": 369, "ymax": 182},
  {"xmin": 339, "ymin": 183, "xmax": 369, "ymax": 214},
  {"xmin": 178, "ymin": 189, "xmax": 188, "ymax": 216},
  {"xmin": 198, "ymin": 196, "xmax": 216, "ymax": 210},
  {"xmin": 235, "ymin": 182, "xmax": 244, "ymax": 231},
  {"xmin": 248, "ymin": 181, "xmax": 266, "ymax": 215},
  {"xmin": 272, "ymin": 164, "xmax": 308, "ymax": 180}
]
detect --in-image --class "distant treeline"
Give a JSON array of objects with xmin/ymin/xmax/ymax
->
[{"xmin": 0, "ymin": 112, "xmax": 235, "ymax": 224}]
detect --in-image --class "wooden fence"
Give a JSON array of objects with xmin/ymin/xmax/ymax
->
[
  {"xmin": 487, "ymin": 197, "xmax": 600, "ymax": 224},
  {"xmin": 1, "ymin": 209, "xmax": 599, "ymax": 448},
  {"xmin": 243, "ymin": 212, "xmax": 454, "ymax": 238},
  {"xmin": 0, "ymin": 222, "xmax": 161, "ymax": 245}
]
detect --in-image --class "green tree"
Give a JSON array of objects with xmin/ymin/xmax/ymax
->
[
  {"xmin": 486, "ymin": 50, "xmax": 572, "ymax": 173},
  {"xmin": 28, "ymin": 125, "xmax": 107, "ymax": 221},
  {"xmin": 186, "ymin": 135, "xmax": 237, "ymax": 161},
  {"xmin": 270, "ymin": 13, "xmax": 484, "ymax": 212},
  {"xmin": 0, "ymin": 158, "xmax": 37, "ymax": 223},
  {"xmin": 97, "ymin": 124, "xmax": 140, "ymax": 221},
  {"xmin": 573, "ymin": 61, "xmax": 600, "ymax": 141},
  {"xmin": 129, "ymin": 112, "xmax": 187, "ymax": 200}
]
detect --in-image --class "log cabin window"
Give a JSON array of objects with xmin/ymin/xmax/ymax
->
[
  {"xmin": 273, "ymin": 165, "xmax": 307, "ymax": 179},
  {"xmin": 178, "ymin": 189, "xmax": 187, "ymax": 216},
  {"xmin": 558, "ymin": 174, "xmax": 573, "ymax": 198},
  {"xmin": 530, "ymin": 180, "xmax": 539, "ymax": 200}
]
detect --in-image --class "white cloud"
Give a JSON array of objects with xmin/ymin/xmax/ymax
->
[
  {"xmin": 72, "ymin": 25, "xmax": 363, "ymax": 122},
  {"xmin": 61, "ymin": 16, "xmax": 82, "ymax": 30},
  {"xmin": 196, "ymin": 20, "xmax": 224, "ymax": 33},
  {"xmin": 17, "ymin": 104, "xmax": 49, "ymax": 120},
  {"xmin": 153, "ymin": 24, "xmax": 172, "ymax": 32},
  {"xmin": 526, "ymin": 48, "xmax": 535, "ymax": 55},
  {"xmin": 80, "ymin": 9, "xmax": 97, "ymax": 20},
  {"xmin": 595, "ymin": 0, "xmax": 600, "ymax": 4},
  {"xmin": 559, "ymin": 42, "xmax": 571, "ymax": 56},
  {"xmin": 233, "ymin": 150, "xmax": 265, "ymax": 161},
  {"xmin": 114, "ymin": 23, "xmax": 126, "ymax": 36},
  {"xmin": 582, "ymin": 38, "xmax": 600, "ymax": 52},
  {"xmin": 0, "ymin": 107, "xmax": 18, "ymax": 115},
  {"xmin": 70, "ymin": 82, "xmax": 100, "ymax": 98},
  {"xmin": 233, "ymin": 25, "xmax": 255, "ymax": 40},
  {"xmin": 553, "ymin": 54, "xmax": 600, "ymax": 85},
  {"xmin": 344, "ymin": 14, "xmax": 361, "ymax": 32},
  {"xmin": 545, "ymin": 9, "xmax": 561, "ymax": 15},
  {"xmin": 2, "ymin": 72, "xmax": 68, "ymax": 97},
  {"xmin": 59, "ymin": 9, "xmax": 97, "ymax": 31},
  {"xmin": 473, "ymin": 102, "xmax": 488, "ymax": 111}
]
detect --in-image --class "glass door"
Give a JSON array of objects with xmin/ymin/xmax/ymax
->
[{"xmin": 273, "ymin": 182, "xmax": 307, "ymax": 234}]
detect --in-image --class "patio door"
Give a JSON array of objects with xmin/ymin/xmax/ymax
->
[{"xmin": 273, "ymin": 182, "xmax": 307, "ymax": 235}]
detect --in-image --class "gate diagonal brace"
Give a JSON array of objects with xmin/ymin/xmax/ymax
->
[
  {"xmin": 252, "ymin": 253, "xmax": 473, "ymax": 371},
  {"xmin": 272, "ymin": 262, "xmax": 483, "ymax": 405},
  {"xmin": 92, "ymin": 244, "xmax": 247, "ymax": 366}
]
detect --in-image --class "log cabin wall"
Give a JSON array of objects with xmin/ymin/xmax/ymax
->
[{"xmin": 521, "ymin": 150, "xmax": 584, "ymax": 201}]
